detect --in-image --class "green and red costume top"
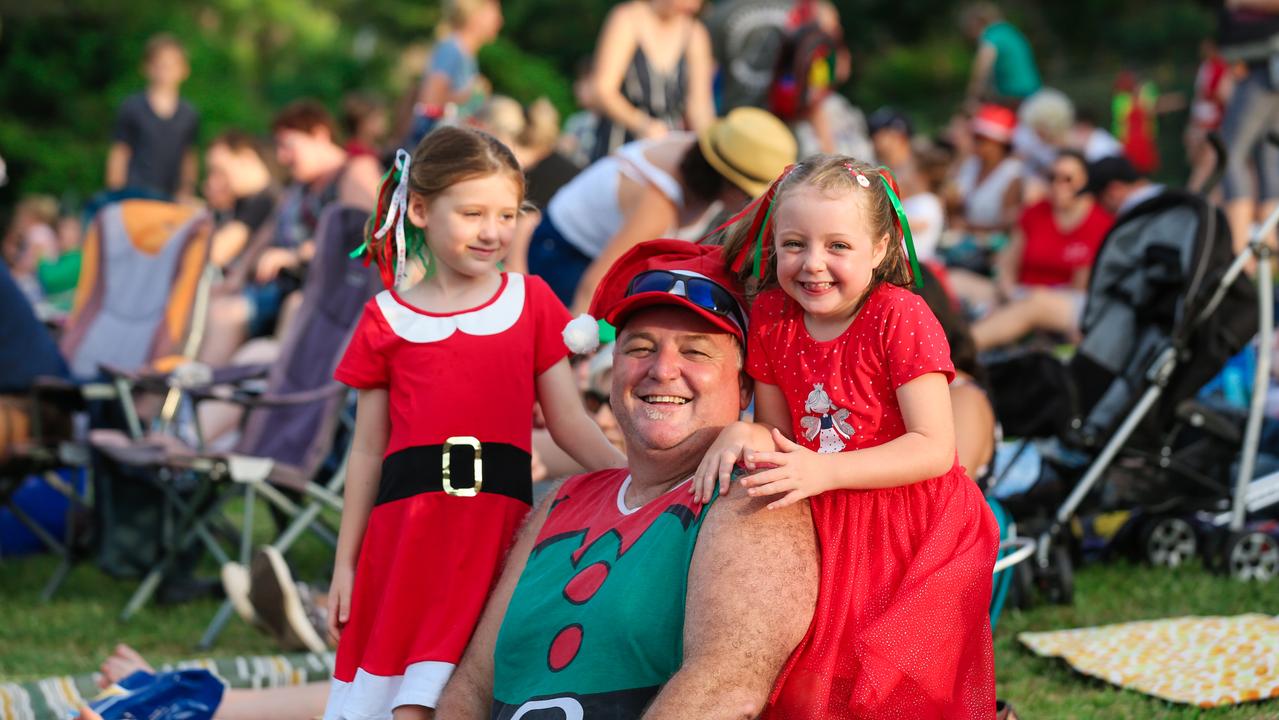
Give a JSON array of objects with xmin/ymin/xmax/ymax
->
[{"xmin": 492, "ymin": 468, "xmax": 715, "ymax": 718}]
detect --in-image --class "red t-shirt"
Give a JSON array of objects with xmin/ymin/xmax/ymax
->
[
  {"xmin": 747, "ymin": 284, "xmax": 954, "ymax": 455},
  {"xmin": 334, "ymin": 272, "xmax": 571, "ymax": 456},
  {"xmin": 1016, "ymin": 200, "xmax": 1114, "ymax": 288}
]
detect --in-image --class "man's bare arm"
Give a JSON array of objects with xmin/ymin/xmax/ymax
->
[
  {"xmin": 435, "ymin": 490, "xmax": 557, "ymax": 719},
  {"xmin": 642, "ymin": 490, "xmax": 818, "ymax": 719}
]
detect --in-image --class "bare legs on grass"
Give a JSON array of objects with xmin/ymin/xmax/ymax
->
[{"xmin": 96, "ymin": 644, "xmax": 329, "ymax": 720}]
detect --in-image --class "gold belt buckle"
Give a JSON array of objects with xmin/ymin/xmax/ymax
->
[{"xmin": 442, "ymin": 436, "xmax": 483, "ymax": 497}]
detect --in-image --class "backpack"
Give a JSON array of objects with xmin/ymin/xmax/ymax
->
[{"xmin": 767, "ymin": 1, "xmax": 840, "ymax": 120}]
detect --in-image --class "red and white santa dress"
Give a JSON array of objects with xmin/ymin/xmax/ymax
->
[
  {"xmin": 749, "ymin": 283, "xmax": 1000, "ymax": 719},
  {"xmin": 324, "ymin": 272, "xmax": 570, "ymax": 718}
]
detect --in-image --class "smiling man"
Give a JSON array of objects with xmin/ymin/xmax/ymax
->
[{"xmin": 435, "ymin": 240, "xmax": 819, "ymax": 719}]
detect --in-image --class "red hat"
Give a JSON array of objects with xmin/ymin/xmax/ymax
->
[
  {"xmin": 587, "ymin": 239, "xmax": 748, "ymax": 343},
  {"xmin": 971, "ymin": 103, "xmax": 1017, "ymax": 144}
]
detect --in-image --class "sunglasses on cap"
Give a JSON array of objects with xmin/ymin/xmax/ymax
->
[{"xmin": 625, "ymin": 270, "xmax": 747, "ymax": 334}]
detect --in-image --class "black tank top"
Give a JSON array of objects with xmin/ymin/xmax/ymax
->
[{"xmin": 589, "ymin": 34, "xmax": 691, "ymax": 162}]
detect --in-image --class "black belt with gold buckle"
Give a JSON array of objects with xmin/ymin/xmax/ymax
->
[{"xmin": 377, "ymin": 437, "xmax": 532, "ymax": 506}]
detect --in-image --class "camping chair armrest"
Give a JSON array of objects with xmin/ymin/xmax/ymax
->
[
  {"xmin": 97, "ymin": 363, "xmax": 171, "ymax": 393},
  {"xmin": 191, "ymin": 383, "xmax": 345, "ymax": 408},
  {"xmin": 208, "ymin": 363, "xmax": 272, "ymax": 387},
  {"xmin": 177, "ymin": 364, "xmax": 274, "ymax": 402},
  {"xmin": 98, "ymin": 362, "xmax": 272, "ymax": 395},
  {"xmin": 28, "ymin": 376, "xmax": 86, "ymax": 411},
  {"xmin": 23, "ymin": 377, "xmax": 84, "ymax": 449}
]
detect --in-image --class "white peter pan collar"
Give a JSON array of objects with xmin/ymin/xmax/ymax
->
[{"xmin": 375, "ymin": 273, "xmax": 525, "ymax": 343}]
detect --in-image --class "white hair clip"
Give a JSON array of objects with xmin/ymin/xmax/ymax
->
[{"xmin": 856, "ymin": 173, "xmax": 871, "ymax": 188}]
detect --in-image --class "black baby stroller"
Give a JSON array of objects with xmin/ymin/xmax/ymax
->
[{"xmin": 990, "ymin": 173, "xmax": 1274, "ymax": 598}]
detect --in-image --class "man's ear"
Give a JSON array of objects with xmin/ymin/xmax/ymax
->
[
  {"xmin": 739, "ymin": 371, "xmax": 754, "ymax": 412},
  {"xmin": 407, "ymin": 193, "xmax": 430, "ymax": 229}
]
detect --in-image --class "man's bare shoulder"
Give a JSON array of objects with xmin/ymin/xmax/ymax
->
[
  {"xmin": 706, "ymin": 486, "xmax": 813, "ymax": 527},
  {"xmin": 674, "ymin": 482, "xmax": 818, "ymax": 709},
  {"xmin": 698, "ymin": 487, "xmax": 815, "ymax": 561}
]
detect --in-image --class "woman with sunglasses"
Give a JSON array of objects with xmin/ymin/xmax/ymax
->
[{"xmin": 970, "ymin": 149, "xmax": 1114, "ymax": 351}]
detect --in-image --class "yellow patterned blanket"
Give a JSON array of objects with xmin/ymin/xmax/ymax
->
[{"xmin": 1019, "ymin": 615, "xmax": 1279, "ymax": 708}]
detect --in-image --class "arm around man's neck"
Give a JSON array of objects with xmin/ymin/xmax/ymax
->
[{"xmin": 642, "ymin": 488, "xmax": 819, "ymax": 719}]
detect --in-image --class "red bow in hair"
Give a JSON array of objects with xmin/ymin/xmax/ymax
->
[{"xmin": 721, "ymin": 164, "xmax": 795, "ymax": 277}]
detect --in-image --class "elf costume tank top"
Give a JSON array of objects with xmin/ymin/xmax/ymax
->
[{"xmin": 492, "ymin": 468, "xmax": 714, "ymax": 718}]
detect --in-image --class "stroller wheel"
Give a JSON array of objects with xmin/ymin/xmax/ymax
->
[
  {"xmin": 1203, "ymin": 528, "xmax": 1230, "ymax": 575},
  {"xmin": 1141, "ymin": 516, "xmax": 1197, "ymax": 568},
  {"xmin": 1036, "ymin": 542, "xmax": 1075, "ymax": 605},
  {"xmin": 1225, "ymin": 531, "xmax": 1279, "ymax": 582},
  {"xmin": 1007, "ymin": 554, "xmax": 1037, "ymax": 610}
]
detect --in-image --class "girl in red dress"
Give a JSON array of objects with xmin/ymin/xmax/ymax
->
[
  {"xmin": 696, "ymin": 155, "xmax": 1000, "ymax": 718},
  {"xmin": 324, "ymin": 127, "xmax": 625, "ymax": 720}
]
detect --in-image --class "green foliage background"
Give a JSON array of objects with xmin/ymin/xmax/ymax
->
[{"xmin": 0, "ymin": 0, "xmax": 1216, "ymax": 216}]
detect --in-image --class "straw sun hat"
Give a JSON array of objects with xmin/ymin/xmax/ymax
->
[{"xmin": 698, "ymin": 107, "xmax": 798, "ymax": 198}]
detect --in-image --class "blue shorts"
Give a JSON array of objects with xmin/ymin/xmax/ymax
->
[
  {"xmin": 527, "ymin": 214, "xmax": 593, "ymax": 307},
  {"xmin": 243, "ymin": 281, "xmax": 285, "ymax": 338}
]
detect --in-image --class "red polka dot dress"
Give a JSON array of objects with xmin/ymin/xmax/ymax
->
[
  {"xmin": 748, "ymin": 284, "xmax": 999, "ymax": 720},
  {"xmin": 324, "ymin": 273, "xmax": 570, "ymax": 718}
]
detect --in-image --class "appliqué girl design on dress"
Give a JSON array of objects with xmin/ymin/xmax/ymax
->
[{"xmin": 799, "ymin": 383, "xmax": 854, "ymax": 453}]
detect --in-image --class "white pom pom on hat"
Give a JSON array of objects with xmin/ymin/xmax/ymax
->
[{"xmin": 562, "ymin": 314, "xmax": 601, "ymax": 355}]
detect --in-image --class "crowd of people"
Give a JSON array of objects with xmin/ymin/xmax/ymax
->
[{"xmin": 6, "ymin": 1, "xmax": 1279, "ymax": 719}]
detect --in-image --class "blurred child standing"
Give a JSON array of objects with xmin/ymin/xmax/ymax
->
[{"xmin": 105, "ymin": 34, "xmax": 200, "ymax": 201}]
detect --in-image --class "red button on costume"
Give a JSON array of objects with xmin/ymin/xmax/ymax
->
[
  {"xmin": 325, "ymin": 273, "xmax": 570, "ymax": 718},
  {"xmin": 748, "ymin": 284, "xmax": 999, "ymax": 719}
]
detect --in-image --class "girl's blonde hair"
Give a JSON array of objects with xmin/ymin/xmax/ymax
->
[
  {"xmin": 16, "ymin": 195, "xmax": 59, "ymax": 226},
  {"xmin": 439, "ymin": 0, "xmax": 494, "ymax": 36},
  {"xmin": 522, "ymin": 98, "xmax": 561, "ymax": 153},
  {"xmin": 362, "ymin": 126, "xmax": 524, "ymax": 288},
  {"xmin": 720, "ymin": 154, "xmax": 914, "ymax": 298},
  {"xmin": 476, "ymin": 95, "xmax": 561, "ymax": 154}
]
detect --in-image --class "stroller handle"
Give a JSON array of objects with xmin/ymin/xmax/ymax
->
[{"xmin": 993, "ymin": 536, "xmax": 1036, "ymax": 575}]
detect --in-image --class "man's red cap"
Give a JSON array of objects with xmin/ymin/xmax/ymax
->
[{"xmin": 587, "ymin": 239, "xmax": 747, "ymax": 342}]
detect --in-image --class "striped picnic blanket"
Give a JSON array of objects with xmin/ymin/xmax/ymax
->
[{"xmin": 0, "ymin": 652, "xmax": 334, "ymax": 720}]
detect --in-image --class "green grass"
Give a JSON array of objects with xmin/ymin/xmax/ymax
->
[
  {"xmin": 0, "ymin": 495, "xmax": 337, "ymax": 682},
  {"xmin": 3, "ymin": 507, "xmax": 1278, "ymax": 718}
]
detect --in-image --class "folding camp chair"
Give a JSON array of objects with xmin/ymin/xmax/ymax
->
[
  {"xmin": 90, "ymin": 205, "xmax": 378, "ymax": 635},
  {"xmin": 62, "ymin": 199, "xmax": 214, "ymax": 381},
  {"xmin": 2, "ymin": 200, "xmax": 213, "ymax": 597},
  {"xmin": 0, "ymin": 299, "xmax": 83, "ymax": 594},
  {"xmin": 0, "ymin": 387, "xmax": 84, "ymax": 600},
  {"xmin": 64, "ymin": 199, "xmax": 216, "ymax": 438},
  {"xmin": 0, "ymin": 258, "xmax": 76, "ymax": 589}
]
